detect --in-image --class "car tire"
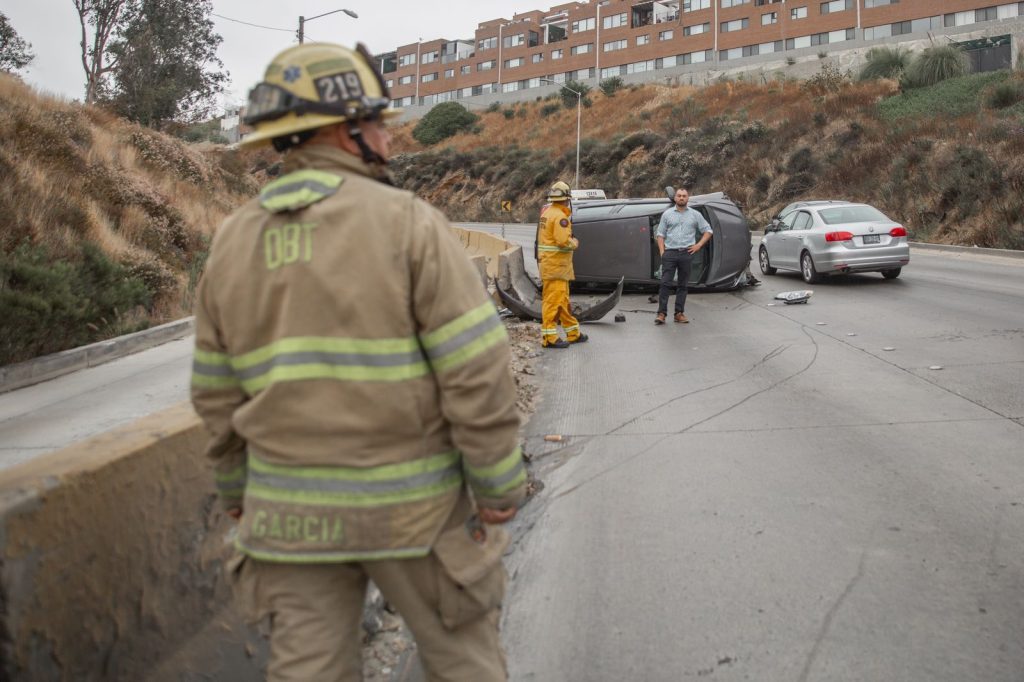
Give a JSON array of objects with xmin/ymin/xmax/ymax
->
[
  {"xmin": 758, "ymin": 246, "xmax": 777, "ymax": 275},
  {"xmin": 800, "ymin": 251, "xmax": 822, "ymax": 284},
  {"xmin": 882, "ymin": 268, "xmax": 902, "ymax": 280}
]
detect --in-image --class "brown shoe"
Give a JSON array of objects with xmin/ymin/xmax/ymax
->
[
  {"xmin": 674, "ymin": 312, "xmax": 689, "ymax": 323},
  {"xmin": 654, "ymin": 312, "xmax": 666, "ymax": 325}
]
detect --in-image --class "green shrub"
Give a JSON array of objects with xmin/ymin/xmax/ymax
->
[
  {"xmin": 561, "ymin": 80, "xmax": 590, "ymax": 109},
  {"xmin": 986, "ymin": 80, "xmax": 1024, "ymax": 109},
  {"xmin": 901, "ymin": 44, "xmax": 968, "ymax": 89},
  {"xmin": 802, "ymin": 61, "xmax": 852, "ymax": 94},
  {"xmin": 503, "ymin": 108, "xmax": 516, "ymax": 119},
  {"xmin": 599, "ymin": 76, "xmax": 624, "ymax": 96},
  {"xmin": 878, "ymin": 71, "xmax": 1009, "ymax": 120},
  {"xmin": 859, "ymin": 46, "xmax": 912, "ymax": 81},
  {"xmin": 412, "ymin": 102, "xmax": 479, "ymax": 145},
  {"xmin": 0, "ymin": 243, "xmax": 152, "ymax": 364},
  {"xmin": 486, "ymin": 102, "xmax": 501, "ymax": 113},
  {"xmin": 540, "ymin": 102, "xmax": 560, "ymax": 117}
]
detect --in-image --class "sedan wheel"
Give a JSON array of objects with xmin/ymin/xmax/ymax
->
[
  {"xmin": 801, "ymin": 252, "xmax": 821, "ymax": 284},
  {"xmin": 758, "ymin": 246, "xmax": 777, "ymax": 275},
  {"xmin": 882, "ymin": 268, "xmax": 902, "ymax": 280}
]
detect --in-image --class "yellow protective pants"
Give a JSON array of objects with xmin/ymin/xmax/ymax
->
[{"xmin": 540, "ymin": 279, "xmax": 580, "ymax": 345}]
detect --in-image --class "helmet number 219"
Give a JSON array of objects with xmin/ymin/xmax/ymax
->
[{"xmin": 315, "ymin": 73, "xmax": 365, "ymax": 104}]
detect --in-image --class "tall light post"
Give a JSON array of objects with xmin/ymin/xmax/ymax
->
[
  {"xmin": 541, "ymin": 78, "xmax": 582, "ymax": 190},
  {"xmin": 297, "ymin": 8, "xmax": 358, "ymax": 44}
]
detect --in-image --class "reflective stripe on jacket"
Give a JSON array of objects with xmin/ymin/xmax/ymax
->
[
  {"xmin": 538, "ymin": 202, "xmax": 575, "ymax": 281},
  {"xmin": 190, "ymin": 145, "xmax": 525, "ymax": 562}
]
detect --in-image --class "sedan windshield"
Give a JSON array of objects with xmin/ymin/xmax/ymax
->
[{"xmin": 819, "ymin": 205, "xmax": 889, "ymax": 225}]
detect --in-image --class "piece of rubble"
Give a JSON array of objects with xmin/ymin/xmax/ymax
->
[{"xmin": 544, "ymin": 434, "xmax": 563, "ymax": 442}]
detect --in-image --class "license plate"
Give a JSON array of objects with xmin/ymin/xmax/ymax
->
[{"xmin": 863, "ymin": 234, "xmax": 881, "ymax": 244}]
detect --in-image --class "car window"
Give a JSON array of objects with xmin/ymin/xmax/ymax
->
[
  {"xmin": 779, "ymin": 211, "xmax": 801, "ymax": 231},
  {"xmin": 818, "ymin": 205, "xmax": 889, "ymax": 225},
  {"xmin": 792, "ymin": 211, "xmax": 813, "ymax": 230}
]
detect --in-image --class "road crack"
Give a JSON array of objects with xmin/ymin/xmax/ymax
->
[{"xmin": 798, "ymin": 549, "xmax": 868, "ymax": 682}]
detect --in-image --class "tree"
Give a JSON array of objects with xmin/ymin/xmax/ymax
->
[
  {"xmin": 412, "ymin": 102, "xmax": 478, "ymax": 146},
  {"xmin": 73, "ymin": 0, "xmax": 134, "ymax": 103},
  {"xmin": 561, "ymin": 79, "xmax": 590, "ymax": 109},
  {"xmin": 0, "ymin": 12, "xmax": 35, "ymax": 73}
]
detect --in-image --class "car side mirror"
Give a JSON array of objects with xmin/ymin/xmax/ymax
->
[{"xmin": 665, "ymin": 186, "xmax": 675, "ymax": 200}]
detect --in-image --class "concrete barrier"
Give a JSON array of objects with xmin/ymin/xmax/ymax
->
[
  {"xmin": 450, "ymin": 226, "xmax": 511, "ymax": 280},
  {"xmin": 0, "ymin": 403, "xmax": 263, "ymax": 681}
]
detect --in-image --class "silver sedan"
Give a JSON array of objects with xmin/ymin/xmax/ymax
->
[{"xmin": 758, "ymin": 202, "xmax": 910, "ymax": 283}]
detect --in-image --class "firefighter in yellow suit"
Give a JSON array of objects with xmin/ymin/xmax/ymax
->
[
  {"xmin": 191, "ymin": 43, "xmax": 525, "ymax": 681},
  {"xmin": 537, "ymin": 181, "xmax": 589, "ymax": 348}
]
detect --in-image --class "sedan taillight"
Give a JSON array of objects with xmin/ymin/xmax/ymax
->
[
  {"xmin": 890, "ymin": 226, "xmax": 907, "ymax": 237},
  {"xmin": 825, "ymin": 231, "xmax": 854, "ymax": 242}
]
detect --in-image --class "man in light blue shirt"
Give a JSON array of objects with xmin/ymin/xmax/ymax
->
[{"xmin": 654, "ymin": 187, "xmax": 713, "ymax": 324}]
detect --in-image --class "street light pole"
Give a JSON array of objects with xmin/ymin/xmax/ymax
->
[
  {"xmin": 297, "ymin": 8, "xmax": 358, "ymax": 44},
  {"xmin": 541, "ymin": 78, "xmax": 582, "ymax": 189}
]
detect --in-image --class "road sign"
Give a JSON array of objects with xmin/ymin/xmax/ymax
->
[{"xmin": 501, "ymin": 200, "xmax": 512, "ymax": 212}]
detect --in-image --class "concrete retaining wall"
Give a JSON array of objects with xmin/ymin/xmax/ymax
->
[
  {"xmin": 450, "ymin": 226, "xmax": 512, "ymax": 280},
  {"xmin": 0, "ymin": 403, "xmax": 263, "ymax": 681}
]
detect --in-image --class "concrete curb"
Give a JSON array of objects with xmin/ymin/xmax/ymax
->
[{"xmin": 0, "ymin": 317, "xmax": 195, "ymax": 394}]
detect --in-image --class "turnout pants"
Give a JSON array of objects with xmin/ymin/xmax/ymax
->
[
  {"xmin": 229, "ymin": 497, "xmax": 509, "ymax": 682},
  {"xmin": 540, "ymin": 279, "xmax": 580, "ymax": 345},
  {"xmin": 657, "ymin": 249, "xmax": 693, "ymax": 315}
]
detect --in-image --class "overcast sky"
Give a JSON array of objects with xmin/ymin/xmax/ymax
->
[{"xmin": 2, "ymin": 0, "xmax": 538, "ymax": 108}]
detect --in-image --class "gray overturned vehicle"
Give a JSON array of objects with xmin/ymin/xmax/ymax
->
[{"xmin": 498, "ymin": 189, "xmax": 753, "ymax": 321}]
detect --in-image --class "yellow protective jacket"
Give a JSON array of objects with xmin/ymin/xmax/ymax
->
[
  {"xmin": 190, "ymin": 145, "xmax": 525, "ymax": 563},
  {"xmin": 537, "ymin": 202, "xmax": 576, "ymax": 281}
]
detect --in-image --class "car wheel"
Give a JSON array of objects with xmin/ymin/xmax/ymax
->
[
  {"xmin": 800, "ymin": 251, "xmax": 821, "ymax": 284},
  {"xmin": 758, "ymin": 246, "xmax": 777, "ymax": 275},
  {"xmin": 882, "ymin": 268, "xmax": 901, "ymax": 280}
]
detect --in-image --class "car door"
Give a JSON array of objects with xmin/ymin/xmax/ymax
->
[
  {"xmin": 769, "ymin": 210, "xmax": 800, "ymax": 269},
  {"xmin": 782, "ymin": 210, "xmax": 813, "ymax": 268}
]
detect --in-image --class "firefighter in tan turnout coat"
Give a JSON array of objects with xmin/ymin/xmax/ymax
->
[{"xmin": 190, "ymin": 42, "xmax": 526, "ymax": 681}]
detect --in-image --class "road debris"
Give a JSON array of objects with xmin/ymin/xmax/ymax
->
[
  {"xmin": 775, "ymin": 290, "xmax": 813, "ymax": 304},
  {"xmin": 615, "ymin": 313, "xmax": 626, "ymax": 323},
  {"xmin": 883, "ymin": 346, "xmax": 896, "ymax": 351},
  {"xmin": 929, "ymin": 365, "xmax": 944, "ymax": 370},
  {"xmin": 544, "ymin": 434, "xmax": 564, "ymax": 442}
]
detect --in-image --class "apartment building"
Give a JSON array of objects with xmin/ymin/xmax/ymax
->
[{"xmin": 378, "ymin": 0, "xmax": 1023, "ymax": 109}]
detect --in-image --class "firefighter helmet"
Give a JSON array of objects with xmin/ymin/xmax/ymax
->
[
  {"xmin": 547, "ymin": 181, "xmax": 572, "ymax": 203},
  {"xmin": 239, "ymin": 42, "xmax": 400, "ymax": 149}
]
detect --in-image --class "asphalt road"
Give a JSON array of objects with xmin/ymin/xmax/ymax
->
[{"xmin": 503, "ymin": 245, "xmax": 1024, "ymax": 681}]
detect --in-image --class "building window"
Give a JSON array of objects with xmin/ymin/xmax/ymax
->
[
  {"xmin": 637, "ymin": 34, "xmax": 651, "ymax": 46},
  {"xmin": 571, "ymin": 43, "xmax": 593, "ymax": 55},
  {"xmin": 659, "ymin": 29, "xmax": 674, "ymax": 40},
  {"xmin": 532, "ymin": 52, "xmax": 544, "ymax": 63},
  {"xmin": 820, "ymin": 0, "xmax": 852, "ymax": 15},
  {"xmin": 683, "ymin": 22, "xmax": 710, "ymax": 35},
  {"xmin": 791, "ymin": 6, "xmax": 808, "ymax": 19},
  {"xmin": 601, "ymin": 66, "xmax": 624, "ymax": 78},
  {"xmin": 679, "ymin": 49, "xmax": 711, "ymax": 64},
  {"xmin": 572, "ymin": 17, "xmax": 596, "ymax": 32},
  {"xmin": 478, "ymin": 36, "xmax": 497, "ymax": 50},
  {"xmin": 502, "ymin": 82, "xmax": 520, "ymax": 93},
  {"xmin": 422, "ymin": 51, "xmax": 438, "ymax": 64},
  {"xmin": 444, "ymin": 68, "xmax": 454, "ymax": 78},
  {"xmin": 552, "ymin": 48, "xmax": 564, "ymax": 59},
  {"xmin": 721, "ymin": 0, "xmax": 749, "ymax": 7},
  {"xmin": 626, "ymin": 59, "xmax": 656, "ymax": 74},
  {"xmin": 504, "ymin": 33, "xmax": 525, "ymax": 48},
  {"xmin": 603, "ymin": 12, "xmax": 628, "ymax": 29},
  {"xmin": 762, "ymin": 11, "xmax": 778, "ymax": 25},
  {"xmin": 398, "ymin": 53, "xmax": 416, "ymax": 67},
  {"xmin": 721, "ymin": 18, "xmax": 749, "ymax": 32},
  {"xmin": 754, "ymin": 0, "xmax": 782, "ymax": 5},
  {"xmin": 385, "ymin": 79, "xmax": 394, "ymax": 88},
  {"xmin": 683, "ymin": 0, "xmax": 711, "ymax": 10},
  {"xmin": 864, "ymin": 0, "xmax": 898, "ymax": 6},
  {"xmin": 604, "ymin": 39, "xmax": 628, "ymax": 52},
  {"xmin": 478, "ymin": 60, "xmax": 495, "ymax": 71},
  {"xmin": 504, "ymin": 57, "xmax": 524, "ymax": 68},
  {"xmin": 421, "ymin": 72, "xmax": 437, "ymax": 83},
  {"xmin": 398, "ymin": 75, "xmax": 413, "ymax": 85},
  {"xmin": 461, "ymin": 65, "xmax": 471, "ymax": 74}
]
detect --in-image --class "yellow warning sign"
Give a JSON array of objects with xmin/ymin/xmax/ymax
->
[{"xmin": 501, "ymin": 200, "xmax": 512, "ymax": 212}]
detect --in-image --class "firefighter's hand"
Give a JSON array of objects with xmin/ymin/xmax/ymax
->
[
  {"xmin": 478, "ymin": 506, "xmax": 517, "ymax": 524},
  {"xmin": 226, "ymin": 506, "xmax": 243, "ymax": 521},
  {"xmin": 570, "ymin": 237, "xmax": 579, "ymax": 249}
]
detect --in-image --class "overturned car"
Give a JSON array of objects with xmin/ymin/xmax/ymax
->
[{"xmin": 498, "ymin": 189, "xmax": 754, "ymax": 321}]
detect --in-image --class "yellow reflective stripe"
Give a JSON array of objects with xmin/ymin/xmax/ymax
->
[
  {"xmin": 420, "ymin": 302, "xmax": 496, "ymax": 350},
  {"xmin": 260, "ymin": 170, "xmax": 344, "ymax": 212},
  {"xmin": 465, "ymin": 446, "xmax": 527, "ymax": 496},
  {"xmin": 430, "ymin": 325, "xmax": 507, "ymax": 373},
  {"xmin": 250, "ymin": 451, "xmax": 458, "ymax": 482},
  {"xmin": 191, "ymin": 374, "xmax": 241, "ymax": 389},
  {"xmin": 245, "ymin": 475, "xmax": 461, "ymax": 507},
  {"xmin": 239, "ymin": 362, "xmax": 429, "ymax": 394},
  {"xmin": 263, "ymin": 169, "xmax": 344, "ymax": 194},
  {"xmin": 194, "ymin": 349, "xmax": 231, "ymax": 365},
  {"xmin": 538, "ymin": 245, "xmax": 573, "ymax": 253},
  {"xmin": 236, "ymin": 538, "xmax": 431, "ymax": 564},
  {"xmin": 231, "ymin": 336, "xmax": 420, "ymax": 370}
]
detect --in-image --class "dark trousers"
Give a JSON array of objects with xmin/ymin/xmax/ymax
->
[{"xmin": 658, "ymin": 249, "xmax": 693, "ymax": 315}]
